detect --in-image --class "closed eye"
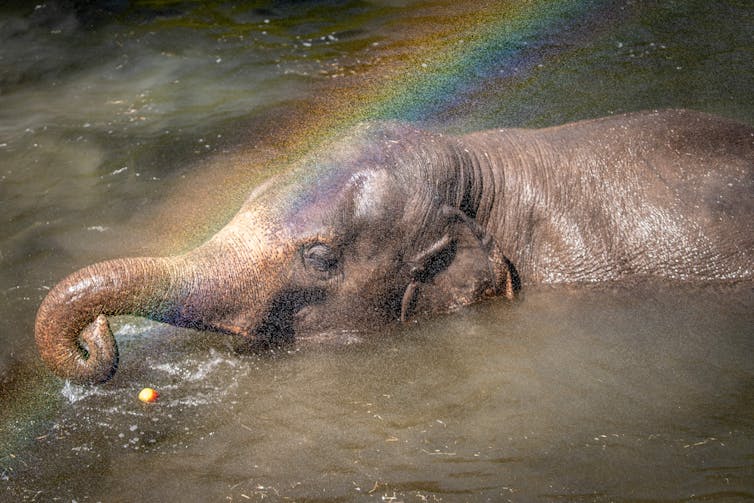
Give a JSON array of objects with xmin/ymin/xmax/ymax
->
[{"xmin": 303, "ymin": 243, "xmax": 339, "ymax": 273}]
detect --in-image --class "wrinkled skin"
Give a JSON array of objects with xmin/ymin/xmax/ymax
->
[{"xmin": 36, "ymin": 109, "xmax": 754, "ymax": 383}]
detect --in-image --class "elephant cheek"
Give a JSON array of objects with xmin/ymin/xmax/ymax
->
[
  {"xmin": 292, "ymin": 305, "xmax": 320, "ymax": 332},
  {"xmin": 183, "ymin": 239, "xmax": 297, "ymax": 340}
]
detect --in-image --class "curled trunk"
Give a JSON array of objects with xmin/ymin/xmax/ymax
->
[
  {"xmin": 35, "ymin": 256, "xmax": 180, "ymax": 384},
  {"xmin": 36, "ymin": 220, "xmax": 287, "ymax": 384}
]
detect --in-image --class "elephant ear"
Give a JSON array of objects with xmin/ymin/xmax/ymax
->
[{"xmin": 401, "ymin": 206, "xmax": 519, "ymax": 321}]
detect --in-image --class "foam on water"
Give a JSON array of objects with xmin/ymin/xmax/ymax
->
[
  {"xmin": 59, "ymin": 381, "xmax": 109, "ymax": 404},
  {"xmin": 152, "ymin": 350, "xmax": 238, "ymax": 382}
]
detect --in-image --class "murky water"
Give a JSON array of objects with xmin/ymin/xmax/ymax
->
[{"xmin": 1, "ymin": 1, "xmax": 753, "ymax": 501}]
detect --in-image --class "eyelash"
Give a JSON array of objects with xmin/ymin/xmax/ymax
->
[{"xmin": 303, "ymin": 244, "xmax": 339, "ymax": 273}]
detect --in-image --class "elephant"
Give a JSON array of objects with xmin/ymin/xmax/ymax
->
[{"xmin": 35, "ymin": 109, "xmax": 754, "ymax": 384}]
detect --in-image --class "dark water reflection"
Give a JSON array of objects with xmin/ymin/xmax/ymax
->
[{"xmin": 1, "ymin": 1, "xmax": 753, "ymax": 501}]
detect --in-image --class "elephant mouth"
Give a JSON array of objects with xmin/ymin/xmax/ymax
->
[{"xmin": 234, "ymin": 289, "xmax": 327, "ymax": 351}]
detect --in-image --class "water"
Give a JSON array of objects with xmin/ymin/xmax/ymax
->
[
  {"xmin": 4, "ymin": 284, "xmax": 754, "ymax": 501},
  {"xmin": 1, "ymin": 1, "xmax": 753, "ymax": 501}
]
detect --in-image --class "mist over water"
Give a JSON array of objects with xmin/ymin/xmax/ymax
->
[{"xmin": 1, "ymin": 1, "xmax": 753, "ymax": 501}]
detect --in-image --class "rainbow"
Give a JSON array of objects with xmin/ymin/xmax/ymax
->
[
  {"xmin": 285, "ymin": 0, "xmax": 607, "ymax": 141},
  {"xmin": 362, "ymin": 0, "xmax": 600, "ymax": 124},
  {"xmin": 154, "ymin": 0, "xmax": 610, "ymax": 248}
]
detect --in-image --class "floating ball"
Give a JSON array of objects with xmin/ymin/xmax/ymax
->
[{"xmin": 138, "ymin": 387, "xmax": 159, "ymax": 403}]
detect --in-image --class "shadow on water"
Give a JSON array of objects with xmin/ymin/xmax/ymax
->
[{"xmin": 1, "ymin": 1, "xmax": 753, "ymax": 501}]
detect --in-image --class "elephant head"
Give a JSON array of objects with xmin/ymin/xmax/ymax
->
[{"xmin": 36, "ymin": 123, "xmax": 517, "ymax": 384}]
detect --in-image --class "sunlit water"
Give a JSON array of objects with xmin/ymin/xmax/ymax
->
[{"xmin": 1, "ymin": 1, "xmax": 753, "ymax": 501}]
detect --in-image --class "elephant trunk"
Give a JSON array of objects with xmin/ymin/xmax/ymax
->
[{"xmin": 35, "ymin": 256, "xmax": 184, "ymax": 384}]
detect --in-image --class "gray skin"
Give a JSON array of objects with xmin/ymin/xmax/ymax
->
[{"xmin": 35, "ymin": 109, "xmax": 754, "ymax": 384}]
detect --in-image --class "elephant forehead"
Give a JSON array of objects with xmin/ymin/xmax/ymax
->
[
  {"xmin": 278, "ymin": 166, "xmax": 396, "ymax": 235},
  {"xmin": 350, "ymin": 170, "xmax": 395, "ymax": 220}
]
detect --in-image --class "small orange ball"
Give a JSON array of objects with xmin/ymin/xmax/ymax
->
[{"xmin": 138, "ymin": 387, "xmax": 159, "ymax": 403}]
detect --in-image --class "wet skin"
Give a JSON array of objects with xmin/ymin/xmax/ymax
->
[{"xmin": 35, "ymin": 109, "xmax": 754, "ymax": 383}]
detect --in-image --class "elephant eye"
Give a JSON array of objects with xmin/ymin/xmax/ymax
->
[{"xmin": 303, "ymin": 243, "xmax": 339, "ymax": 273}]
